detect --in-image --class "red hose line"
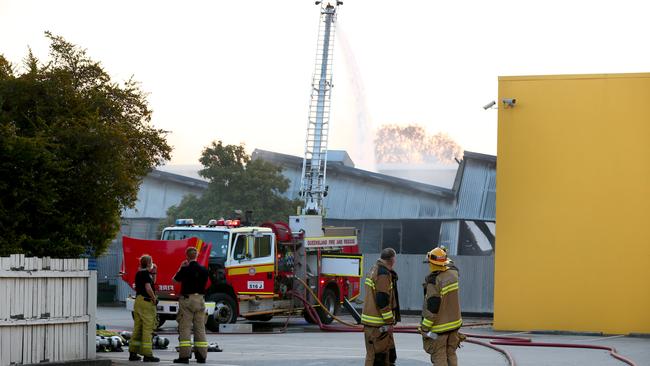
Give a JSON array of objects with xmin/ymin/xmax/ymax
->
[
  {"xmin": 461, "ymin": 332, "xmax": 531, "ymax": 343},
  {"xmin": 491, "ymin": 341, "xmax": 638, "ymax": 366},
  {"xmin": 205, "ymin": 292, "xmax": 637, "ymax": 366},
  {"xmin": 465, "ymin": 338, "xmax": 517, "ymax": 366},
  {"xmin": 460, "ymin": 322, "xmax": 495, "ymax": 327},
  {"xmin": 291, "ymin": 291, "xmax": 519, "ymax": 365}
]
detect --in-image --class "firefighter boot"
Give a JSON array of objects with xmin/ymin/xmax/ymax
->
[
  {"xmin": 128, "ymin": 353, "xmax": 141, "ymax": 361},
  {"xmin": 194, "ymin": 354, "xmax": 206, "ymax": 364},
  {"xmin": 142, "ymin": 356, "xmax": 160, "ymax": 362},
  {"xmin": 173, "ymin": 357, "xmax": 190, "ymax": 364}
]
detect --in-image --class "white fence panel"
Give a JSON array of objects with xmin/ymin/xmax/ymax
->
[{"xmin": 0, "ymin": 254, "xmax": 96, "ymax": 366}]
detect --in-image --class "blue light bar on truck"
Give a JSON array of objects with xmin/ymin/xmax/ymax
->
[{"xmin": 175, "ymin": 218, "xmax": 194, "ymax": 226}]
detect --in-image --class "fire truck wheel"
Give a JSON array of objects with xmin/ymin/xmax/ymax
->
[
  {"xmin": 205, "ymin": 293, "xmax": 237, "ymax": 331},
  {"xmin": 205, "ymin": 315, "xmax": 219, "ymax": 332},
  {"xmin": 316, "ymin": 288, "xmax": 339, "ymax": 325},
  {"xmin": 303, "ymin": 309, "xmax": 317, "ymax": 324}
]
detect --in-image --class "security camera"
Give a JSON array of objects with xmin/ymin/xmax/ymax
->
[
  {"xmin": 483, "ymin": 101, "xmax": 496, "ymax": 110},
  {"xmin": 502, "ymin": 98, "xmax": 516, "ymax": 107}
]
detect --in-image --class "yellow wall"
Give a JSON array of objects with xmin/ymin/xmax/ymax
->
[{"xmin": 495, "ymin": 73, "xmax": 650, "ymax": 334}]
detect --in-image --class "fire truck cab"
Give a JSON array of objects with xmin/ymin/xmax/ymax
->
[{"xmin": 147, "ymin": 217, "xmax": 362, "ymax": 331}]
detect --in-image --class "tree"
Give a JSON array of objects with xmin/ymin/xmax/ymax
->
[
  {"xmin": 164, "ymin": 141, "xmax": 300, "ymax": 227},
  {"xmin": 0, "ymin": 33, "xmax": 171, "ymax": 257},
  {"xmin": 374, "ymin": 124, "xmax": 463, "ymax": 164}
]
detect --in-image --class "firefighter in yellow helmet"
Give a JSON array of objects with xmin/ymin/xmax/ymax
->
[{"xmin": 420, "ymin": 247, "xmax": 464, "ymax": 366}]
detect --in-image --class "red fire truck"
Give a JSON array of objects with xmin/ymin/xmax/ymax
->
[
  {"xmin": 124, "ymin": 1, "xmax": 358, "ymax": 331},
  {"xmin": 123, "ymin": 216, "xmax": 362, "ymax": 331}
]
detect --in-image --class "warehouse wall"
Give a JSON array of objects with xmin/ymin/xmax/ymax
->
[
  {"xmin": 361, "ymin": 254, "xmax": 494, "ymax": 313},
  {"xmin": 495, "ymin": 73, "xmax": 650, "ymax": 334}
]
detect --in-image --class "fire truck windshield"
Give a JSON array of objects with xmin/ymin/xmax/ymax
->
[{"xmin": 161, "ymin": 230, "xmax": 229, "ymax": 258}]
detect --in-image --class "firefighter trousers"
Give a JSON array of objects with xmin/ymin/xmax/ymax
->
[
  {"xmin": 364, "ymin": 326, "xmax": 392, "ymax": 366},
  {"xmin": 129, "ymin": 295, "xmax": 156, "ymax": 357},
  {"xmin": 422, "ymin": 329, "xmax": 463, "ymax": 366},
  {"xmin": 177, "ymin": 294, "xmax": 208, "ymax": 360},
  {"xmin": 388, "ymin": 332, "xmax": 397, "ymax": 365}
]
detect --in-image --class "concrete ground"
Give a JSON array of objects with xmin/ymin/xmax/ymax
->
[{"xmin": 96, "ymin": 306, "xmax": 649, "ymax": 365}]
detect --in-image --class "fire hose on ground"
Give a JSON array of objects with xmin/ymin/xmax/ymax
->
[
  {"xmin": 150, "ymin": 277, "xmax": 637, "ymax": 366},
  {"xmin": 290, "ymin": 278, "xmax": 638, "ymax": 366}
]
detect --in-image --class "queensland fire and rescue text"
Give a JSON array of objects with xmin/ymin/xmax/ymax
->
[{"xmin": 305, "ymin": 237, "xmax": 357, "ymax": 247}]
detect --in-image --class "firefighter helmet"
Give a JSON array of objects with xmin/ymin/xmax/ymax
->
[{"xmin": 426, "ymin": 247, "xmax": 450, "ymax": 266}]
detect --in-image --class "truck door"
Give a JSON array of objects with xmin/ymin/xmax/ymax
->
[{"xmin": 226, "ymin": 232, "xmax": 275, "ymax": 296}]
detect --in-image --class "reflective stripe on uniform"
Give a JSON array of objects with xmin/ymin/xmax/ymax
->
[
  {"xmin": 364, "ymin": 278, "xmax": 375, "ymax": 289},
  {"xmin": 429, "ymin": 319, "xmax": 462, "ymax": 333},
  {"xmin": 194, "ymin": 341, "xmax": 209, "ymax": 348},
  {"xmin": 441, "ymin": 282, "xmax": 459, "ymax": 296},
  {"xmin": 421, "ymin": 318, "xmax": 434, "ymax": 327},
  {"xmin": 130, "ymin": 340, "xmax": 141, "ymax": 346},
  {"xmin": 179, "ymin": 340, "xmax": 192, "ymax": 348},
  {"xmin": 381, "ymin": 311, "xmax": 394, "ymax": 320},
  {"xmin": 361, "ymin": 314, "xmax": 385, "ymax": 325},
  {"xmin": 141, "ymin": 342, "xmax": 152, "ymax": 349}
]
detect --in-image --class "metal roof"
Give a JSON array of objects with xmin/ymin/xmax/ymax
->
[
  {"xmin": 145, "ymin": 150, "xmax": 497, "ymax": 222},
  {"xmin": 252, "ymin": 149, "xmax": 497, "ymax": 221},
  {"xmin": 122, "ymin": 170, "xmax": 208, "ymax": 219},
  {"xmin": 464, "ymin": 151, "xmax": 497, "ymax": 164},
  {"xmin": 453, "ymin": 151, "xmax": 497, "ymax": 221},
  {"xmin": 149, "ymin": 169, "xmax": 208, "ymax": 189},
  {"xmin": 252, "ymin": 149, "xmax": 455, "ymax": 199}
]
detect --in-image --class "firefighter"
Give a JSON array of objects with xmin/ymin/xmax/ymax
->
[
  {"xmin": 361, "ymin": 248, "xmax": 399, "ymax": 366},
  {"xmin": 173, "ymin": 247, "xmax": 210, "ymax": 364},
  {"xmin": 129, "ymin": 255, "xmax": 160, "ymax": 362},
  {"xmin": 388, "ymin": 267, "xmax": 401, "ymax": 366},
  {"xmin": 420, "ymin": 247, "xmax": 464, "ymax": 366}
]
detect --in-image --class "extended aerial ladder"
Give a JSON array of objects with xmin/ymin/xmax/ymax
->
[
  {"xmin": 299, "ymin": 0, "xmax": 343, "ymax": 216},
  {"xmin": 290, "ymin": 2, "xmax": 361, "ymax": 319}
]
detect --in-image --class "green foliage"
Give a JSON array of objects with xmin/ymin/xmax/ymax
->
[
  {"xmin": 0, "ymin": 32, "xmax": 171, "ymax": 257},
  {"xmin": 164, "ymin": 141, "xmax": 300, "ymax": 227}
]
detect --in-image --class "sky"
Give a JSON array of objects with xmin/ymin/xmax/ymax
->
[{"xmin": 2, "ymin": 0, "xmax": 650, "ymax": 171}]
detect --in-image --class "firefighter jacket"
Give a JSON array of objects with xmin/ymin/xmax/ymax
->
[
  {"xmin": 362, "ymin": 260, "xmax": 397, "ymax": 327},
  {"xmin": 389, "ymin": 268, "xmax": 401, "ymax": 323},
  {"xmin": 420, "ymin": 267, "xmax": 462, "ymax": 334}
]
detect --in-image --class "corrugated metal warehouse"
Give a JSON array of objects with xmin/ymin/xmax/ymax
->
[
  {"xmin": 252, "ymin": 149, "xmax": 496, "ymax": 255},
  {"xmin": 97, "ymin": 150, "xmax": 497, "ymax": 307}
]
